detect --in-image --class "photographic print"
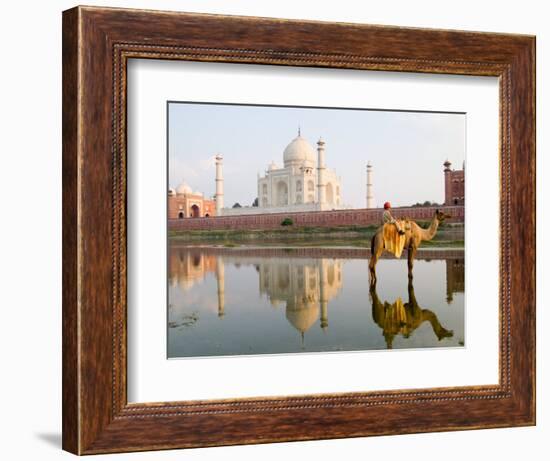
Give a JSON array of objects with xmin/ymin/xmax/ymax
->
[{"xmin": 167, "ymin": 102, "xmax": 465, "ymax": 358}]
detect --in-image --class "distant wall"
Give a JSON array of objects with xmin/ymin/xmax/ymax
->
[
  {"xmin": 168, "ymin": 206, "xmax": 464, "ymax": 231},
  {"xmin": 221, "ymin": 202, "xmax": 323, "ymax": 216}
]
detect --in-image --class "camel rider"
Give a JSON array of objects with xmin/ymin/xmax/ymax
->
[{"xmin": 382, "ymin": 202, "xmax": 405, "ymax": 235}]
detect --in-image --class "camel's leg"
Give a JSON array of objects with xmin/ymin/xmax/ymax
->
[{"xmin": 407, "ymin": 245, "xmax": 417, "ymax": 280}]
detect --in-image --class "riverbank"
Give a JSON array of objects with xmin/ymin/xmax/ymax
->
[
  {"xmin": 168, "ymin": 243, "xmax": 464, "ymax": 261},
  {"xmin": 168, "ymin": 223, "xmax": 464, "ymax": 249}
]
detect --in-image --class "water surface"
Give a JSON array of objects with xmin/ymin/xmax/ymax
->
[{"xmin": 168, "ymin": 244, "xmax": 465, "ymax": 358}]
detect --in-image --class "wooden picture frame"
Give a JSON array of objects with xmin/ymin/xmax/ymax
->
[{"xmin": 62, "ymin": 5, "xmax": 535, "ymax": 455}]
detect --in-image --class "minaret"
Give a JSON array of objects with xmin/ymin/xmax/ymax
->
[
  {"xmin": 366, "ymin": 161, "xmax": 374, "ymax": 209},
  {"xmin": 316, "ymin": 138, "xmax": 326, "ymax": 208},
  {"xmin": 215, "ymin": 154, "xmax": 224, "ymax": 214},
  {"xmin": 443, "ymin": 160, "xmax": 452, "ymax": 206}
]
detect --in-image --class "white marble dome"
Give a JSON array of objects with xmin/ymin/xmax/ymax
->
[
  {"xmin": 176, "ymin": 182, "xmax": 192, "ymax": 195},
  {"xmin": 283, "ymin": 134, "xmax": 315, "ymax": 168}
]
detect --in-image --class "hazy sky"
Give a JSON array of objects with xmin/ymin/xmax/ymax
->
[{"xmin": 168, "ymin": 102, "xmax": 465, "ymax": 208}]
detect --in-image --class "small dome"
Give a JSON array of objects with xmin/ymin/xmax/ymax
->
[
  {"xmin": 176, "ymin": 182, "xmax": 192, "ymax": 195},
  {"xmin": 283, "ymin": 134, "xmax": 316, "ymax": 168},
  {"xmin": 168, "ymin": 188, "xmax": 176, "ymax": 196},
  {"xmin": 194, "ymin": 190, "xmax": 203, "ymax": 197},
  {"xmin": 268, "ymin": 161, "xmax": 278, "ymax": 171}
]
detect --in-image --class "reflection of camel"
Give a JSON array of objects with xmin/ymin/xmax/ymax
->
[
  {"xmin": 369, "ymin": 280, "xmax": 453, "ymax": 349},
  {"xmin": 369, "ymin": 210, "xmax": 450, "ymax": 285}
]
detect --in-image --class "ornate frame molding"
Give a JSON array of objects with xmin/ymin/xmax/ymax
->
[{"xmin": 63, "ymin": 6, "xmax": 535, "ymax": 454}]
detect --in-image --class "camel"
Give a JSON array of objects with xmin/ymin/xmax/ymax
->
[
  {"xmin": 369, "ymin": 279, "xmax": 454, "ymax": 348},
  {"xmin": 369, "ymin": 209, "xmax": 451, "ymax": 285}
]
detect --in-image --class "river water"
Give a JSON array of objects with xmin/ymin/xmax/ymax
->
[{"xmin": 168, "ymin": 244, "xmax": 465, "ymax": 358}]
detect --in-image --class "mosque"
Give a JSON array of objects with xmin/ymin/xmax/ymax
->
[
  {"xmin": 168, "ymin": 130, "xmax": 345, "ymax": 218},
  {"xmin": 168, "ymin": 183, "xmax": 217, "ymax": 219},
  {"xmin": 443, "ymin": 160, "xmax": 465, "ymax": 206}
]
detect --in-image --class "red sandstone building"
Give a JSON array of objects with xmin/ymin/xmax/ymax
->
[
  {"xmin": 168, "ymin": 183, "xmax": 217, "ymax": 219},
  {"xmin": 443, "ymin": 160, "xmax": 465, "ymax": 206}
]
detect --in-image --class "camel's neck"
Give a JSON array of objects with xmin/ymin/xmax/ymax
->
[
  {"xmin": 418, "ymin": 217, "xmax": 439, "ymax": 241},
  {"xmin": 421, "ymin": 309, "xmax": 449, "ymax": 339}
]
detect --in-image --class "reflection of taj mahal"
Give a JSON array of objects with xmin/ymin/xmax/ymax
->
[
  {"xmin": 168, "ymin": 247, "xmax": 343, "ymax": 340},
  {"xmin": 258, "ymin": 258, "xmax": 343, "ymax": 339}
]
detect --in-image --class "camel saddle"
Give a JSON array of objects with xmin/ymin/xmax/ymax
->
[{"xmin": 382, "ymin": 220, "xmax": 409, "ymax": 258}]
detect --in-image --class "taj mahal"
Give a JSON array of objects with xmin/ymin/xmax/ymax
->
[
  {"xmin": 253, "ymin": 129, "xmax": 343, "ymax": 213},
  {"xmin": 168, "ymin": 129, "xmax": 464, "ymax": 220},
  {"xmin": 169, "ymin": 130, "xmax": 348, "ymax": 218}
]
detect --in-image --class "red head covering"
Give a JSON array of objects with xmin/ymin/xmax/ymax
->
[{"xmin": 384, "ymin": 202, "xmax": 391, "ymax": 209}]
